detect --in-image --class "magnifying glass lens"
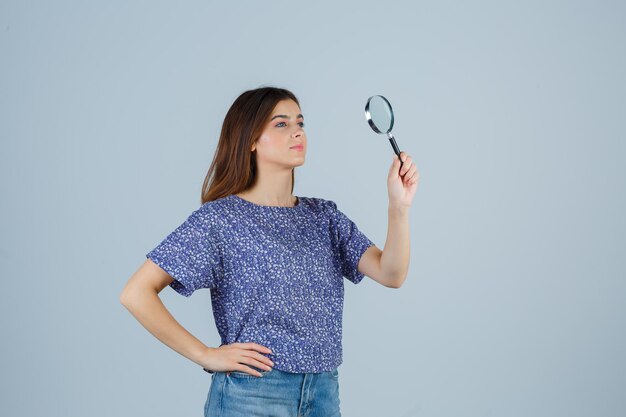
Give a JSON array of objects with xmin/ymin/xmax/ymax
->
[{"xmin": 365, "ymin": 95, "xmax": 394, "ymax": 134}]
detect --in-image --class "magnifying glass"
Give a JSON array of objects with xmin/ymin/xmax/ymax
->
[{"xmin": 365, "ymin": 95, "xmax": 404, "ymax": 169}]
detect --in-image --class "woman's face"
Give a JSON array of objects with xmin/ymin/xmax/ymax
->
[{"xmin": 253, "ymin": 99, "xmax": 306, "ymax": 168}]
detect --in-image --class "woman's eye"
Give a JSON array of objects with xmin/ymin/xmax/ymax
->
[{"xmin": 275, "ymin": 122, "xmax": 305, "ymax": 128}]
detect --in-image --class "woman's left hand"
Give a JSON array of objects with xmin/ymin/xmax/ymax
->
[{"xmin": 387, "ymin": 151, "xmax": 420, "ymax": 208}]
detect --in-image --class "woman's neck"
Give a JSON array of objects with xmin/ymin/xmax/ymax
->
[{"xmin": 236, "ymin": 190, "xmax": 297, "ymax": 207}]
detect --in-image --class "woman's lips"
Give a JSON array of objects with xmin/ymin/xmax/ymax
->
[{"xmin": 290, "ymin": 145, "xmax": 304, "ymax": 151}]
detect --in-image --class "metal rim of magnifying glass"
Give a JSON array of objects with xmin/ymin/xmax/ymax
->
[{"xmin": 365, "ymin": 95, "xmax": 395, "ymax": 134}]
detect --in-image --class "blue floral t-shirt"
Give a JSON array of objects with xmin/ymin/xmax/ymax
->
[{"xmin": 146, "ymin": 194, "xmax": 375, "ymax": 374}]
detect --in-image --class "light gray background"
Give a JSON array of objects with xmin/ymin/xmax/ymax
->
[{"xmin": 1, "ymin": 1, "xmax": 624, "ymax": 416}]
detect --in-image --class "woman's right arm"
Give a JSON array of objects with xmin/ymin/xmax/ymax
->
[
  {"xmin": 119, "ymin": 259, "xmax": 274, "ymax": 376},
  {"xmin": 119, "ymin": 259, "xmax": 213, "ymax": 368}
]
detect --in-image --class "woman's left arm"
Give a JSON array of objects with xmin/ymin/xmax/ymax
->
[{"xmin": 358, "ymin": 151, "xmax": 420, "ymax": 288}]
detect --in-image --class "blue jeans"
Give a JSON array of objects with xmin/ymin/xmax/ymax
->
[{"xmin": 204, "ymin": 365, "xmax": 341, "ymax": 417}]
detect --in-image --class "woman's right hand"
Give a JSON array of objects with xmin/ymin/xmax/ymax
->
[{"xmin": 200, "ymin": 343, "xmax": 274, "ymax": 377}]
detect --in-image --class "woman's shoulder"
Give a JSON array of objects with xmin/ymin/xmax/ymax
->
[
  {"xmin": 190, "ymin": 196, "xmax": 234, "ymax": 224},
  {"xmin": 200, "ymin": 195, "xmax": 232, "ymax": 210},
  {"xmin": 300, "ymin": 196, "xmax": 337, "ymax": 213}
]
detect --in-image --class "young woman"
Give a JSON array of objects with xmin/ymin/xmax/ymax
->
[{"xmin": 120, "ymin": 86, "xmax": 419, "ymax": 417}]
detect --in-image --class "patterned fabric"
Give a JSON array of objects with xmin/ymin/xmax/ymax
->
[{"xmin": 146, "ymin": 194, "xmax": 375, "ymax": 373}]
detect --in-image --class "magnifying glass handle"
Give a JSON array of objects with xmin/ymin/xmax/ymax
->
[{"xmin": 388, "ymin": 132, "xmax": 403, "ymax": 170}]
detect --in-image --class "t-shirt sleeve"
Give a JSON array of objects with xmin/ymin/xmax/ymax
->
[
  {"xmin": 327, "ymin": 200, "xmax": 376, "ymax": 285},
  {"xmin": 145, "ymin": 206, "xmax": 222, "ymax": 297}
]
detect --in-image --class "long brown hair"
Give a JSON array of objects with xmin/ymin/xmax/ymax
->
[{"xmin": 200, "ymin": 86, "xmax": 301, "ymax": 204}]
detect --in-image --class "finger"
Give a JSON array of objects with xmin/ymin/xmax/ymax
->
[
  {"xmin": 400, "ymin": 159, "xmax": 412, "ymax": 176},
  {"xmin": 408, "ymin": 171, "xmax": 420, "ymax": 185},
  {"xmin": 243, "ymin": 351, "xmax": 275, "ymax": 367},
  {"xmin": 242, "ymin": 356, "xmax": 273, "ymax": 371},
  {"xmin": 406, "ymin": 166, "xmax": 418, "ymax": 179},
  {"xmin": 236, "ymin": 364, "xmax": 264, "ymax": 377},
  {"xmin": 243, "ymin": 343, "xmax": 273, "ymax": 354},
  {"xmin": 389, "ymin": 155, "xmax": 401, "ymax": 177}
]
